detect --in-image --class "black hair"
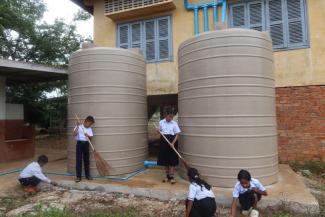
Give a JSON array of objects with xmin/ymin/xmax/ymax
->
[
  {"xmin": 237, "ymin": 169, "xmax": 251, "ymax": 181},
  {"xmin": 187, "ymin": 167, "xmax": 211, "ymax": 190},
  {"xmin": 38, "ymin": 155, "xmax": 48, "ymax": 164},
  {"xmin": 85, "ymin": 115, "xmax": 95, "ymax": 123}
]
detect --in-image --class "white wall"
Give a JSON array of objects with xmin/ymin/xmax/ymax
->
[
  {"xmin": 6, "ymin": 104, "xmax": 24, "ymax": 120},
  {"xmin": 0, "ymin": 77, "xmax": 5, "ymax": 120}
]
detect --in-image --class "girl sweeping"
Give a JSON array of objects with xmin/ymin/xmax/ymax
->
[
  {"xmin": 230, "ymin": 170, "xmax": 267, "ymax": 217},
  {"xmin": 157, "ymin": 111, "xmax": 181, "ymax": 184},
  {"xmin": 185, "ymin": 168, "xmax": 217, "ymax": 217}
]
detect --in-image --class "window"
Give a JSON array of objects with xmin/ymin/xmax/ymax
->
[
  {"xmin": 229, "ymin": 0, "xmax": 309, "ymax": 50},
  {"xmin": 117, "ymin": 16, "xmax": 172, "ymax": 62}
]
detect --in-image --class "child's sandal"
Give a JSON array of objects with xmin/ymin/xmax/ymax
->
[
  {"xmin": 163, "ymin": 174, "xmax": 171, "ymax": 183},
  {"xmin": 162, "ymin": 178, "xmax": 169, "ymax": 183}
]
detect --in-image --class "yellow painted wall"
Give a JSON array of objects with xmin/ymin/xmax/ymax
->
[
  {"xmin": 91, "ymin": 0, "xmax": 325, "ymax": 95},
  {"xmin": 274, "ymin": 0, "xmax": 325, "ymax": 87}
]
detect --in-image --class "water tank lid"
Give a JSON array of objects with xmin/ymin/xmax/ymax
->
[
  {"xmin": 69, "ymin": 47, "xmax": 144, "ymax": 61},
  {"xmin": 179, "ymin": 28, "xmax": 272, "ymax": 52}
]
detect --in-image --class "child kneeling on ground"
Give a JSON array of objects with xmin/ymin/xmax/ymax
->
[
  {"xmin": 230, "ymin": 170, "xmax": 267, "ymax": 217},
  {"xmin": 185, "ymin": 168, "xmax": 217, "ymax": 217},
  {"xmin": 19, "ymin": 155, "xmax": 58, "ymax": 193}
]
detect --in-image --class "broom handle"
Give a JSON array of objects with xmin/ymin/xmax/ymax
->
[
  {"xmin": 74, "ymin": 114, "xmax": 96, "ymax": 152},
  {"xmin": 153, "ymin": 123, "xmax": 184, "ymax": 160}
]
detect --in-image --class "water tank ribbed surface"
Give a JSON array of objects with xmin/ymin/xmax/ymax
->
[
  {"xmin": 178, "ymin": 29, "xmax": 278, "ymax": 187},
  {"xmin": 67, "ymin": 47, "xmax": 147, "ymax": 176}
]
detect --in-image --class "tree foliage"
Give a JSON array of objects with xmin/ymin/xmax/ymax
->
[{"xmin": 0, "ymin": 0, "xmax": 92, "ymax": 126}]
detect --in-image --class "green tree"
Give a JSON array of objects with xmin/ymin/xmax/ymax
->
[{"xmin": 0, "ymin": 0, "xmax": 92, "ymax": 127}]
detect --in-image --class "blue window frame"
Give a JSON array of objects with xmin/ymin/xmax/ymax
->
[
  {"xmin": 229, "ymin": 0, "xmax": 309, "ymax": 50},
  {"xmin": 117, "ymin": 16, "xmax": 173, "ymax": 63}
]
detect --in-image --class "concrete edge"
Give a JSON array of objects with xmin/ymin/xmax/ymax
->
[{"xmin": 59, "ymin": 180, "xmax": 320, "ymax": 215}]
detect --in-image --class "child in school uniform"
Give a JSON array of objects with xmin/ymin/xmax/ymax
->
[
  {"xmin": 185, "ymin": 168, "xmax": 216, "ymax": 217},
  {"xmin": 230, "ymin": 170, "xmax": 267, "ymax": 217},
  {"xmin": 19, "ymin": 155, "xmax": 58, "ymax": 193},
  {"xmin": 73, "ymin": 115, "xmax": 95, "ymax": 182},
  {"xmin": 157, "ymin": 111, "xmax": 181, "ymax": 184}
]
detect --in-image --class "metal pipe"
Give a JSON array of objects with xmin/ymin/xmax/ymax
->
[
  {"xmin": 203, "ymin": 5, "xmax": 209, "ymax": 32},
  {"xmin": 194, "ymin": 6, "xmax": 199, "ymax": 35},
  {"xmin": 0, "ymin": 167, "xmax": 147, "ymax": 181},
  {"xmin": 184, "ymin": 0, "xmax": 226, "ymax": 34},
  {"xmin": 221, "ymin": 0, "xmax": 227, "ymax": 23},
  {"xmin": 213, "ymin": 3, "xmax": 218, "ymax": 24},
  {"xmin": 143, "ymin": 161, "xmax": 157, "ymax": 166}
]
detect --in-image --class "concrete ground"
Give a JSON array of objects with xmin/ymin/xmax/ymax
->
[{"xmin": 0, "ymin": 149, "xmax": 319, "ymax": 215}]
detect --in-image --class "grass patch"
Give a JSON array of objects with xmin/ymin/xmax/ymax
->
[
  {"xmin": 290, "ymin": 161, "xmax": 325, "ymax": 176},
  {"xmin": 0, "ymin": 197, "xmax": 26, "ymax": 211},
  {"xmin": 24, "ymin": 207, "xmax": 153, "ymax": 217}
]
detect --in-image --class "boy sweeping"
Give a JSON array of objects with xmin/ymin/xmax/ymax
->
[
  {"xmin": 19, "ymin": 155, "xmax": 58, "ymax": 193},
  {"xmin": 73, "ymin": 115, "xmax": 95, "ymax": 182}
]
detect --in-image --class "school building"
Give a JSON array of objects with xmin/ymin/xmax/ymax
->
[
  {"xmin": 72, "ymin": 0, "xmax": 325, "ymax": 163},
  {"xmin": 0, "ymin": 59, "xmax": 67, "ymax": 163}
]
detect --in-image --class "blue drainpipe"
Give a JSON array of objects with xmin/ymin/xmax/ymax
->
[
  {"xmin": 203, "ymin": 5, "xmax": 209, "ymax": 32},
  {"xmin": 213, "ymin": 3, "xmax": 218, "ymax": 24},
  {"xmin": 184, "ymin": 0, "xmax": 227, "ymax": 35},
  {"xmin": 194, "ymin": 6, "xmax": 199, "ymax": 35},
  {"xmin": 221, "ymin": 0, "xmax": 227, "ymax": 23}
]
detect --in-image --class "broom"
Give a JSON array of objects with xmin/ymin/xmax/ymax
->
[
  {"xmin": 75, "ymin": 114, "xmax": 110, "ymax": 176},
  {"xmin": 154, "ymin": 123, "xmax": 189, "ymax": 170}
]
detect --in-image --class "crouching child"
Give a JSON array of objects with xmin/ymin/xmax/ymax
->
[
  {"xmin": 19, "ymin": 155, "xmax": 58, "ymax": 193},
  {"xmin": 185, "ymin": 168, "xmax": 217, "ymax": 217},
  {"xmin": 230, "ymin": 170, "xmax": 267, "ymax": 217}
]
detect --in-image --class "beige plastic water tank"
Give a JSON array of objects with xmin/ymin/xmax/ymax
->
[
  {"xmin": 67, "ymin": 47, "xmax": 148, "ymax": 176},
  {"xmin": 178, "ymin": 29, "xmax": 278, "ymax": 187}
]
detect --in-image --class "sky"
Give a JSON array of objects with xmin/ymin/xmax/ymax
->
[
  {"xmin": 42, "ymin": 0, "xmax": 93, "ymax": 98},
  {"xmin": 42, "ymin": 0, "xmax": 93, "ymax": 38}
]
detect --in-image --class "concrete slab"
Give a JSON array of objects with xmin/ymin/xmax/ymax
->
[{"xmin": 0, "ymin": 156, "xmax": 319, "ymax": 215}]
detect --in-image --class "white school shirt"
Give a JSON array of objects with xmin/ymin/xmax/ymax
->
[
  {"xmin": 159, "ymin": 119, "xmax": 181, "ymax": 135},
  {"xmin": 19, "ymin": 162, "xmax": 51, "ymax": 183},
  {"xmin": 232, "ymin": 178, "xmax": 266, "ymax": 198},
  {"xmin": 188, "ymin": 182, "xmax": 215, "ymax": 201},
  {"xmin": 74, "ymin": 124, "xmax": 93, "ymax": 141}
]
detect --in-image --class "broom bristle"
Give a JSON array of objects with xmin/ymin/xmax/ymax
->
[{"xmin": 94, "ymin": 151, "xmax": 110, "ymax": 176}]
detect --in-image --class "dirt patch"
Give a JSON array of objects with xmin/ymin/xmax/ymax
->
[{"xmin": 35, "ymin": 135, "xmax": 67, "ymax": 150}]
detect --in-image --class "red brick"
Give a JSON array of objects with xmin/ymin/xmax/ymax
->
[{"xmin": 276, "ymin": 85, "xmax": 325, "ymax": 163}]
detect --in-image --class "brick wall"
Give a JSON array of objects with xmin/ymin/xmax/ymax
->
[
  {"xmin": 0, "ymin": 120, "xmax": 35, "ymax": 163},
  {"xmin": 276, "ymin": 85, "xmax": 325, "ymax": 163}
]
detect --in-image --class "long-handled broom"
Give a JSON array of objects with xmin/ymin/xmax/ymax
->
[
  {"xmin": 154, "ymin": 123, "xmax": 189, "ymax": 170},
  {"xmin": 75, "ymin": 114, "xmax": 110, "ymax": 176}
]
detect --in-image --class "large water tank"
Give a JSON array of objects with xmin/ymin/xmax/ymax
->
[
  {"xmin": 67, "ymin": 47, "xmax": 148, "ymax": 176},
  {"xmin": 178, "ymin": 29, "xmax": 278, "ymax": 187}
]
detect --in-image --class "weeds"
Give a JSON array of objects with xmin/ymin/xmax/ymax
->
[
  {"xmin": 290, "ymin": 161, "xmax": 325, "ymax": 176},
  {"xmin": 0, "ymin": 197, "xmax": 25, "ymax": 211},
  {"xmin": 23, "ymin": 207, "xmax": 153, "ymax": 217}
]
